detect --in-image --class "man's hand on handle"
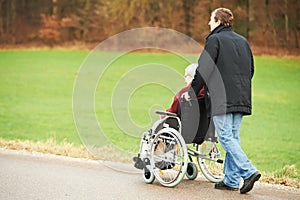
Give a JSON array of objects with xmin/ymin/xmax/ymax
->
[{"xmin": 181, "ymin": 91, "xmax": 191, "ymax": 101}]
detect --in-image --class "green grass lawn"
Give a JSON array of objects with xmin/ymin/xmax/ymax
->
[
  {"xmin": 0, "ymin": 50, "xmax": 299, "ymax": 176},
  {"xmin": 243, "ymin": 56, "xmax": 300, "ymax": 173},
  {"xmin": 0, "ymin": 50, "xmax": 86, "ymax": 144}
]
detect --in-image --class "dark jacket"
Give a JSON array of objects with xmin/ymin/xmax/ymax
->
[{"xmin": 189, "ymin": 25, "xmax": 254, "ymax": 116}]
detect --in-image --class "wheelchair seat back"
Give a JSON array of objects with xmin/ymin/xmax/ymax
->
[{"xmin": 180, "ymin": 99, "xmax": 215, "ymax": 144}]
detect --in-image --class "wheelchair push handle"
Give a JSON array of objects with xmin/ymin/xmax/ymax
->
[{"xmin": 155, "ymin": 110, "xmax": 177, "ymax": 117}]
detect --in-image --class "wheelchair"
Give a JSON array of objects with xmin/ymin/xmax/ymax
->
[{"xmin": 133, "ymin": 99, "xmax": 224, "ymax": 187}]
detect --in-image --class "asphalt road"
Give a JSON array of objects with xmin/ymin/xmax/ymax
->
[{"xmin": 0, "ymin": 149, "xmax": 299, "ymax": 200}]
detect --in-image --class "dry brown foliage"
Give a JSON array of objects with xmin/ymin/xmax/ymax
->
[{"xmin": 38, "ymin": 14, "xmax": 61, "ymax": 45}]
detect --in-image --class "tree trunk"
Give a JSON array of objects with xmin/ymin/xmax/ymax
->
[
  {"xmin": 265, "ymin": 0, "xmax": 278, "ymax": 47},
  {"xmin": 246, "ymin": 0, "xmax": 252, "ymax": 39},
  {"xmin": 0, "ymin": 0, "xmax": 3, "ymax": 37},
  {"xmin": 7, "ymin": 0, "xmax": 16, "ymax": 42},
  {"xmin": 284, "ymin": 0, "xmax": 289, "ymax": 48},
  {"xmin": 182, "ymin": 0, "xmax": 197, "ymax": 37},
  {"xmin": 52, "ymin": 0, "xmax": 58, "ymax": 15},
  {"xmin": 82, "ymin": 0, "xmax": 90, "ymax": 41},
  {"xmin": 295, "ymin": 0, "xmax": 300, "ymax": 48}
]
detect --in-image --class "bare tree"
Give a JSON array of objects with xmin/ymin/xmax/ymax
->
[
  {"xmin": 295, "ymin": 0, "xmax": 300, "ymax": 48},
  {"xmin": 0, "ymin": 0, "xmax": 298, "ymax": 50},
  {"xmin": 284, "ymin": 0, "xmax": 289, "ymax": 48},
  {"xmin": 246, "ymin": 0, "xmax": 252, "ymax": 39}
]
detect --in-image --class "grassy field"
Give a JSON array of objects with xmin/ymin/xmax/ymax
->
[{"xmin": 0, "ymin": 50, "xmax": 299, "ymax": 178}]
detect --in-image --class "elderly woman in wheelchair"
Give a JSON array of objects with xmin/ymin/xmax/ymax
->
[{"xmin": 133, "ymin": 64, "xmax": 224, "ymax": 187}]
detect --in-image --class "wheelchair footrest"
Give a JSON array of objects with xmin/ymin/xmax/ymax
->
[{"xmin": 133, "ymin": 156, "xmax": 145, "ymax": 170}]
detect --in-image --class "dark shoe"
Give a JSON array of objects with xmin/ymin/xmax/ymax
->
[
  {"xmin": 240, "ymin": 171, "xmax": 261, "ymax": 194},
  {"xmin": 133, "ymin": 157, "xmax": 145, "ymax": 170},
  {"xmin": 215, "ymin": 181, "xmax": 238, "ymax": 191},
  {"xmin": 155, "ymin": 160, "xmax": 175, "ymax": 170}
]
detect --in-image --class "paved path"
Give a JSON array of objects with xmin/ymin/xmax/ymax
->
[{"xmin": 0, "ymin": 149, "xmax": 299, "ymax": 199}]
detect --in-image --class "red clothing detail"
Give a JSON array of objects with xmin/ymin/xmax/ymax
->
[{"xmin": 166, "ymin": 85, "xmax": 204, "ymax": 114}]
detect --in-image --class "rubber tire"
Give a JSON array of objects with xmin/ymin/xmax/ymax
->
[
  {"xmin": 196, "ymin": 143, "xmax": 224, "ymax": 183},
  {"xmin": 186, "ymin": 162, "xmax": 198, "ymax": 180},
  {"xmin": 143, "ymin": 165, "xmax": 155, "ymax": 184},
  {"xmin": 150, "ymin": 127, "xmax": 188, "ymax": 187}
]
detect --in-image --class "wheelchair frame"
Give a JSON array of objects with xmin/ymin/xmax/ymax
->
[{"xmin": 133, "ymin": 110, "xmax": 224, "ymax": 187}]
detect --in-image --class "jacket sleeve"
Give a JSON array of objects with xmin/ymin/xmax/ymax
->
[
  {"xmin": 204, "ymin": 35, "xmax": 219, "ymax": 63},
  {"xmin": 250, "ymin": 48, "xmax": 254, "ymax": 79},
  {"xmin": 189, "ymin": 65, "xmax": 205, "ymax": 99},
  {"xmin": 166, "ymin": 94, "xmax": 180, "ymax": 114}
]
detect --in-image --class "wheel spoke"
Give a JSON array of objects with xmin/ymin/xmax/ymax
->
[
  {"xmin": 196, "ymin": 141, "xmax": 224, "ymax": 183},
  {"xmin": 149, "ymin": 128, "xmax": 188, "ymax": 187}
]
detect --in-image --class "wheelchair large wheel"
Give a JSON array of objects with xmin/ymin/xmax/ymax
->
[
  {"xmin": 149, "ymin": 127, "xmax": 188, "ymax": 187},
  {"xmin": 196, "ymin": 140, "xmax": 224, "ymax": 183}
]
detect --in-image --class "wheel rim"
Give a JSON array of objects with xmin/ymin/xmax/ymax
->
[
  {"xmin": 196, "ymin": 141, "xmax": 224, "ymax": 183},
  {"xmin": 149, "ymin": 128, "xmax": 188, "ymax": 187}
]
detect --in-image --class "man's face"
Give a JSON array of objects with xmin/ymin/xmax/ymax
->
[{"xmin": 208, "ymin": 11, "xmax": 220, "ymax": 32}]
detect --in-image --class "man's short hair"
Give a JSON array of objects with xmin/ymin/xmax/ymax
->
[{"xmin": 213, "ymin": 8, "xmax": 234, "ymax": 27}]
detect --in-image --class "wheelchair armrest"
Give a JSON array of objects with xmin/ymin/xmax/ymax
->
[{"xmin": 155, "ymin": 110, "xmax": 177, "ymax": 117}]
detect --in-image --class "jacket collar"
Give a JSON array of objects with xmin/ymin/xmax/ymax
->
[{"xmin": 206, "ymin": 25, "xmax": 232, "ymax": 39}]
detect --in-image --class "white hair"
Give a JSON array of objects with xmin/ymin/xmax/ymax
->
[{"xmin": 185, "ymin": 63, "xmax": 198, "ymax": 77}]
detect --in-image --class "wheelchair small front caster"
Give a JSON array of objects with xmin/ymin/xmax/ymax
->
[
  {"xmin": 186, "ymin": 162, "xmax": 198, "ymax": 180},
  {"xmin": 143, "ymin": 165, "xmax": 155, "ymax": 184}
]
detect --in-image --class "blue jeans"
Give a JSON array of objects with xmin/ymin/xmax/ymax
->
[{"xmin": 213, "ymin": 113, "xmax": 257, "ymax": 188}]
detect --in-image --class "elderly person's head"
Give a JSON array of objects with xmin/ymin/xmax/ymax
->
[{"xmin": 184, "ymin": 63, "xmax": 198, "ymax": 85}]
